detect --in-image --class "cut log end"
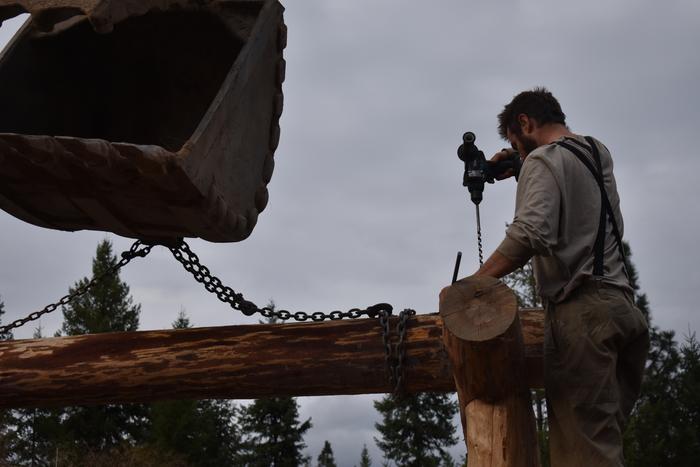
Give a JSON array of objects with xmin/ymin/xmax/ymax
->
[{"xmin": 439, "ymin": 276, "xmax": 518, "ymax": 342}]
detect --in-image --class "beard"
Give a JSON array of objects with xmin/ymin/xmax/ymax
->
[{"xmin": 519, "ymin": 134, "xmax": 539, "ymax": 155}]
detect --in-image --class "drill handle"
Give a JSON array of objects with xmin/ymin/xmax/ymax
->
[{"xmin": 486, "ymin": 154, "xmax": 522, "ymax": 181}]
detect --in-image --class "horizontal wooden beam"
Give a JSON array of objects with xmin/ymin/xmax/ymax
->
[{"xmin": 0, "ymin": 310, "xmax": 544, "ymax": 408}]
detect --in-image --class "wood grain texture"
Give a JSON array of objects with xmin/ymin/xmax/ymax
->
[
  {"xmin": 0, "ymin": 315, "xmax": 451, "ymax": 408},
  {"xmin": 465, "ymin": 395, "xmax": 540, "ymax": 467},
  {"xmin": 0, "ymin": 309, "xmax": 546, "ymax": 409}
]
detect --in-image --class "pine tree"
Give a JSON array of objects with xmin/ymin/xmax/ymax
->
[
  {"xmin": 61, "ymin": 239, "xmax": 140, "ymax": 335},
  {"xmin": 622, "ymin": 241, "xmax": 700, "ymax": 466},
  {"xmin": 236, "ymin": 303, "xmax": 311, "ymax": 466},
  {"xmin": 623, "ymin": 329, "xmax": 685, "ymax": 466},
  {"xmin": 374, "ymin": 392, "xmax": 458, "ymax": 466},
  {"xmin": 58, "ymin": 239, "xmax": 147, "ymax": 458},
  {"xmin": 316, "ymin": 440, "xmax": 337, "ymax": 467},
  {"xmin": 357, "ymin": 444, "xmax": 372, "ymax": 467},
  {"xmin": 5, "ymin": 327, "xmax": 68, "ymax": 466},
  {"xmin": 238, "ymin": 396, "xmax": 312, "ymax": 466},
  {"xmin": 172, "ymin": 308, "xmax": 191, "ymax": 329},
  {"xmin": 0, "ymin": 295, "xmax": 11, "ymax": 341},
  {"xmin": 150, "ymin": 397, "xmax": 241, "ymax": 467},
  {"xmin": 677, "ymin": 333, "xmax": 700, "ymax": 462},
  {"xmin": 7, "ymin": 407, "xmax": 66, "ymax": 466},
  {"xmin": 503, "ymin": 260, "xmax": 541, "ymax": 309},
  {"xmin": 75, "ymin": 443, "xmax": 189, "ymax": 466},
  {"xmin": 148, "ymin": 309, "xmax": 242, "ymax": 466},
  {"xmin": 0, "ymin": 297, "xmax": 13, "ymax": 463}
]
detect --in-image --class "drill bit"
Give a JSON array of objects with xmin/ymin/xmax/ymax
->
[{"xmin": 475, "ymin": 204, "xmax": 484, "ymax": 267}]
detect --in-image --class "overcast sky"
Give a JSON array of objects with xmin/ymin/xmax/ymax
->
[{"xmin": 1, "ymin": 1, "xmax": 700, "ymax": 465}]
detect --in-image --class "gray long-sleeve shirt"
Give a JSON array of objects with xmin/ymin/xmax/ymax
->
[{"xmin": 496, "ymin": 134, "xmax": 631, "ymax": 303}]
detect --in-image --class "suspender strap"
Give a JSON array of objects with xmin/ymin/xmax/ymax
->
[
  {"xmin": 582, "ymin": 137, "xmax": 626, "ymax": 268},
  {"xmin": 555, "ymin": 138, "xmax": 627, "ymax": 277}
]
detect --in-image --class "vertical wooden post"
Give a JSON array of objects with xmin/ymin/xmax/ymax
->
[{"xmin": 440, "ymin": 276, "xmax": 539, "ymax": 467}]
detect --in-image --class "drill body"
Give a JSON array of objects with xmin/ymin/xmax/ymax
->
[{"xmin": 457, "ymin": 131, "xmax": 522, "ymax": 205}]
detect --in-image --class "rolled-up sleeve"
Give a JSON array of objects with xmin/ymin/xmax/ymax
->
[
  {"xmin": 503, "ymin": 155, "xmax": 561, "ymax": 257},
  {"xmin": 496, "ymin": 234, "xmax": 536, "ymax": 266}
]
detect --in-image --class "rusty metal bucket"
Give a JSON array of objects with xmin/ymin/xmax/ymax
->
[{"xmin": 0, "ymin": 0, "xmax": 285, "ymax": 242}]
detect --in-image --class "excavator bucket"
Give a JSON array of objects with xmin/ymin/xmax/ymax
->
[{"xmin": 0, "ymin": 0, "xmax": 285, "ymax": 242}]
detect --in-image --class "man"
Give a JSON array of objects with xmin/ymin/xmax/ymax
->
[{"xmin": 475, "ymin": 87, "xmax": 649, "ymax": 466}]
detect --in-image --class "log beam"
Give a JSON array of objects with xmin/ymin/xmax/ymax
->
[
  {"xmin": 0, "ymin": 309, "xmax": 544, "ymax": 409},
  {"xmin": 440, "ymin": 276, "xmax": 540, "ymax": 467}
]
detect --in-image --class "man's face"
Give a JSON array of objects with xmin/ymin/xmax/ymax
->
[
  {"xmin": 506, "ymin": 115, "xmax": 540, "ymax": 157},
  {"xmin": 506, "ymin": 130, "xmax": 538, "ymax": 158}
]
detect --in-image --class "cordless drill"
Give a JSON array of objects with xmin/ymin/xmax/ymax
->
[
  {"xmin": 457, "ymin": 131, "xmax": 522, "ymax": 205},
  {"xmin": 455, "ymin": 131, "xmax": 522, "ymax": 271}
]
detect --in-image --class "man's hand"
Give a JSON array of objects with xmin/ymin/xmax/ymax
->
[{"xmin": 491, "ymin": 148, "xmax": 519, "ymax": 180}]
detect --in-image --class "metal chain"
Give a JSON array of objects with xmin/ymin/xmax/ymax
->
[
  {"xmin": 167, "ymin": 240, "xmax": 394, "ymax": 322},
  {"xmin": 379, "ymin": 308, "xmax": 416, "ymax": 396},
  {"xmin": 379, "ymin": 309, "xmax": 393, "ymax": 385},
  {"xmin": 0, "ymin": 240, "xmax": 153, "ymax": 335},
  {"xmin": 168, "ymin": 239, "xmax": 415, "ymax": 394},
  {"xmin": 393, "ymin": 308, "xmax": 416, "ymax": 396}
]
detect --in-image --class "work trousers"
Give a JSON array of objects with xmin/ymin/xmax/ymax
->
[{"xmin": 544, "ymin": 281, "xmax": 649, "ymax": 467}]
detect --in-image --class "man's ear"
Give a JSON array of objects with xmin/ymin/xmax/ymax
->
[
  {"xmin": 517, "ymin": 113, "xmax": 529, "ymax": 133},
  {"xmin": 519, "ymin": 114, "xmax": 539, "ymax": 135}
]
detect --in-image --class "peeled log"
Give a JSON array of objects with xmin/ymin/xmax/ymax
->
[
  {"xmin": 0, "ymin": 315, "xmax": 454, "ymax": 409},
  {"xmin": 0, "ymin": 308, "xmax": 545, "ymax": 409},
  {"xmin": 440, "ymin": 276, "xmax": 539, "ymax": 467}
]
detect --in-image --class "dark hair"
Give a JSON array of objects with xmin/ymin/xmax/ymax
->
[{"xmin": 497, "ymin": 87, "xmax": 566, "ymax": 139}]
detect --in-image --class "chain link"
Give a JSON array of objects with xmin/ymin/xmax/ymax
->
[
  {"xmin": 168, "ymin": 239, "xmax": 415, "ymax": 394},
  {"xmin": 394, "ymin": 308, "xmax": 416, "ymax": 395},
  {"xmin": 168, "ymin": 240, "xmax": 394, "ymax": 323},
  {"xmin": 381, "ymin": 308, "xmax": 417, "ymax": 397},
  {"xmin": 379, "ymin": 310, "xmax": 393, "ymax": 388},
  {"xmin": 0, "ymin": 240, "xmax": 153, "ymax": 335}
]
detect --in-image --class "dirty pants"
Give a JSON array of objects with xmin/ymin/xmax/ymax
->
[{"xmin": 544, "ymin": 281, "xmax": 649, "ymax": 467}]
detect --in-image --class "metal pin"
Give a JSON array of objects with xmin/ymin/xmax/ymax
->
[{"xmin": 452, "ymin": 251, "xmax": 462, "ymax": 284}]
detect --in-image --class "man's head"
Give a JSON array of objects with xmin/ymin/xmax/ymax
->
[{"xmin": 498, "ymin": 87, "xmax": 568, "ymax": 156}]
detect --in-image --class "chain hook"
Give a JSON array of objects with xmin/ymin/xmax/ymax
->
[{"xmin": 366, "ymin": 302, "xmax": 393, "ymax": 318}]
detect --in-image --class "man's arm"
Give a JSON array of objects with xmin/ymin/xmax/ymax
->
[
  {"xmin": 474, "ymin": 230, "xmax": 537, "ymax": 278},
  {"xmin": 472, "ymin": 151, "xmax": 559, "ymax": 280},
  {"xmin": 474, "ymin": 250, "xmax": 519, "ymax": 278}
]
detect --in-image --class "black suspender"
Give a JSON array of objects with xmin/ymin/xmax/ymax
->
[{"xmin": 555, "ymin": 137, "xmax": 627, "ymax": 277}]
